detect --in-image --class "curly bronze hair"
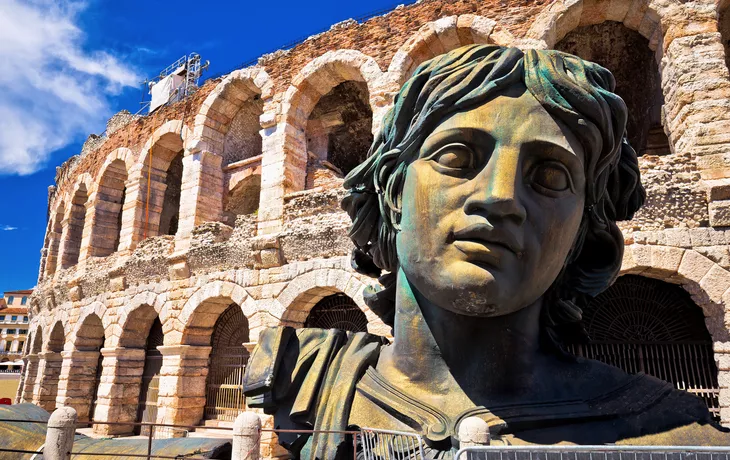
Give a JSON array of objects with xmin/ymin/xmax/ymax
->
[{"xmin": 341, "ymin": 45, "xmax": 645, "ymax": 345}]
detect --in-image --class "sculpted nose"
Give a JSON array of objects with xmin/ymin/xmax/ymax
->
[{"xmin": 464, "ymin": 151, "xmax": 527, "ymax": 225}]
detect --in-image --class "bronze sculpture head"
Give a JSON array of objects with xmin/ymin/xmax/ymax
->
[
  {"xmin": 245, "ymin": 46, "xmax": 727, "ymax": 458},
  {"xmin": 343, "ymin": 45, "xmax": 645, "ymax": 346}
]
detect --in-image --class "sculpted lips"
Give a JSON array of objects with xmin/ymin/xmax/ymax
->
[{"xmin": 450, "ymin": 223, "xmax": 523, "ymax": 266}]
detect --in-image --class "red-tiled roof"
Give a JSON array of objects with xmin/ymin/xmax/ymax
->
[{"xmin": 0, "ymin": 308, "xmax": 28, "ymax": 315}]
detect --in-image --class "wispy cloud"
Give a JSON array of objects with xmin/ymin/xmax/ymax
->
[
  {"xmin": 0, "ymin": 0, "xmax": 141, "ymax": 175},
  {"xmin": 1, "ymin": 225, "xmax": 18, "ymax": 231}
]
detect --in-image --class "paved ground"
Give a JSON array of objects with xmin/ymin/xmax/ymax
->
[{"xmin": 0, "ymin": 373, "xmax": 20, "ymax": 401}]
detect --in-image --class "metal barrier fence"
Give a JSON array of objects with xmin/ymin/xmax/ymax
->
[
  {"xmin": 360, "ymin": 427, "xmax": 426, "ymax": 460},
  {"xmin": 453, "ymin": 445, "xmax": 730, "ymax": 460}
]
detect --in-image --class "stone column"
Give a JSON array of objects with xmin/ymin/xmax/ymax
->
[
  {"xmin": 20, "ymin": 354, "xmax": 39, "ymax": 403},
  {"xmin": 175, "ymin": 151, "xmax": 224, "ymax": 251},
  {"xmin": 36, "ymin": 351, "xmax": 63, "ymax": 412},
  {"xmin": 256, "ymin": 116, "xmax": 299, "ymax": 237},
  {"xmin": 117, "ymin": 164, "xmax": 145, "ymax": 253},
  {"xmin": 154, "ymin": 345, "xmax": 212, "ymax": 438},
  {"xmin": 55, "ymin": 350, "xmax": 101, "ymax": 422},
  {"xmin": 92, "ymin": 347, "xmax": 146, "ymax": 436},
  {"xmin": 233, "ymin": 412, "xmax": 261, "ymax": 460}
]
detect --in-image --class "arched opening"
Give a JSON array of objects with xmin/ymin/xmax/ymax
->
[
  {"xmin": 567, "ymin": 275, "xmax": 720, "ymax": 420},
  {"xmin": 61, "ymin": 185, "xmax": 89, "ymax": 268},
  {"xmin": 135, "ymin": 317, "xmax": 164, "ymax": 436},
  {"xmin": 31, "ymin": 327, "xmax": 42, "ymax": 354},
  {"xmin": 719, "ymin": 2, "xmax": 730, "ymax": 71},
  {"xmin": 555, "ymin": 21, "xmax": 668, "ymax": 156},
  {"xmin": 305, "ymin": 81, "xmax": 373, "ymax": 189},
  {"xmin": 45, "ymin": 202, "xmax": 65, "ymax": 277},
  {"xmin": 47, "ymin": 321, "xmax": 65, "ymax": 353},
  {"xmin": 223, "ymin": 97, "xmax": 264, "ymax": 166},
  {"xmin": 204, "ymin": 303, "xmax": 250, "ymax": 422},
  {"xmin": 224, "ymin": 175, "xmax": 261, "ymax": 225},
  {"xmin": 144, "ymin": 133, "xmax": 184, "ymax": 238},
  {"xmin": 91, "ymin": 160, "xmax": 128, "ymax": 257},
  {"xmin": 304, "ymin": 294, "xmax": 368, "ymax": 332},
  {"xmin": 75, "ymin": 314, "xmax": 106, "ymax": 422}
]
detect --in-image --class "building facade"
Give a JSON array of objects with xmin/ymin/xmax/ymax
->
[
  {"xmin": 1, "ymin": 290, "xmax": 31, "ymax": 371},
  {"xmin": 17, "ymin": 0, "xmax": 730, "ymax": 447}
]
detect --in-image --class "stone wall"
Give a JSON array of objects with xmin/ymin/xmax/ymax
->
[{"xmin": 21, "ymin": 0, "xmax": 730, "ymax": 451}]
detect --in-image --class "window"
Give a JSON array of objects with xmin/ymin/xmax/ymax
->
[
  {"xmin": 21, "ymin": 297, "xmax": 27, "ymax": 305},
  {"xmin": 7, "ymin": 296, "xmax": 13, "ymax": 305},
  {"xmin": 18, "ymin": 329, "xmax": 27, "ymax": 335},
  {"xmin": 17, "ymin": 341, "xmax": 23, "ymax": 351},
  {"xmin": 22, "ymin": 316, "xmax": 28, "ymax": 322},
  {"xmin": 0, "ymin": 316, "xmax": 5, "ymax": 321},
  {"xmin": 4, "ymin": 342, "xmax": 10, "ymax": 352},
  {"xmin": 11, "ymin": 316, "xmax": 16, "ymax": 322},
  {"xmin": 6, "ymin": 329, "xmax": 15, "ymax": 335}
]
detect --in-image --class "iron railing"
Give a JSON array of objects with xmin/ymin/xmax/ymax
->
[
  {"xmin": 454, "ymin": 445, "xmax": 730, "ymax": 460},
  {"xmin": 360, "ymin": 427, "xmax": 426, "ymax": 460}
]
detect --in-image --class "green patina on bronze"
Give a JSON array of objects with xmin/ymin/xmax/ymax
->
[{"xmin": 243, "ymin": 45, "xmax": 730, "ymax": 459}]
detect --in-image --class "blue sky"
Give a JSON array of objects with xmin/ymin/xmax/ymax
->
[{"xmin": 0, "ymin": 0, "xmax": 412, "ymax": 291}]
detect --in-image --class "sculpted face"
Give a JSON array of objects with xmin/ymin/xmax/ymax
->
[{"xmin": 396, "ymin": 84, "xmax": 587, "ymax": 317}]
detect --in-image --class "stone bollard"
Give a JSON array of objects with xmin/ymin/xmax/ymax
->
[
  {"xmin": 458, "ymin": 416, "xmax": 490, "ymax": 454},
  {"xmin": 45, "ymin": 406, "xmax": 77, "ymax": 460},
  {"xmin": 233, "ymin": 411, "xmax": 261, "ymax": 460}
]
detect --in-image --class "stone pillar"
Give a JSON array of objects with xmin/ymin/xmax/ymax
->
[
  {"xmin": 256, "ymin": 115, "xmax": 299, "ymax": 237},
  {"xmin": 45, "ymin": 407, "xmax": 77, "ymax": 460},
  {"xmin": 92, "ymin": 347, "xmax": 146, "ymax": 436},
  {"xmin": 15, "ymin": 357, "xmax": 28, "ymax": 404},
  {"xmin": 716, "ymin": 343, "xmax": 730, "ymax": 426},
  {"xmin": 56, "ymin": 350, "xmax": 101, "ymax": 422},
  {"xmin": 175, "ymin": 151, "xmax": 224, "ymax": 251},
  {"xmin": 117, "ymin": 164, "xmax": 145, "ymax": 253},
  {"xmin": 20, "ymin": 354, "xmax": 39, "ymax": 402},
  {"xmin": 458, "ymin": 416, "xmax": 490, "ymax": 449},
  {"xmin": 233, "ymin": 412, "xmax": 261, "ymax": 460},
  {"xmin": 36, "ymin": 351, "xmax": 63, "ymax": 412},
  {"xmin": 155, "ymin": 345, "xmax": 212, "ymax": 438}
]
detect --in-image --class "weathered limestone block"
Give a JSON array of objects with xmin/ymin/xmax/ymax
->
[
  {"xmin": 56, "ymin": 350, "xmax": 102, "ymax": 422},
  {"xmin": 93, "ymin": 347, "xmax": 146, "ymax": 436},
  {"xmin": 37, "ymin": 352, "xmax": 64, "ymax": 412},
  {"xmin": 155, "ymin": 345, "xmax": 213, "ymax": 437}
]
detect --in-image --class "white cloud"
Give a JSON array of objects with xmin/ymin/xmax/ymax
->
[
  {"xmin": 0, "ymin": 0, "xmax": 141, "ymax": 175},
  {"xmin": 1, "ymin": 225, "xmax": 18, "ymax": 231}
]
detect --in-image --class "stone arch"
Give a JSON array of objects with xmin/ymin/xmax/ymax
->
[
  {"xmin": 86, "ymin": 148, "xmax": 134, "ymax": 258},
  {"xmin": 116, "ymin": 291, "xmax": 168, "ymax": 349},
  {"xmin": 58, "ymin": 174, "xmax": 93, "ymax": 268},
  {"xmin": 276, "ymin": 268, "xmax": 389, "ymax": 335},
  {"xmin": 388, "ymin": 15, "xmax": 516, "ymax": 86},
  {"xmin": 523, "ymin": 0, "xmax": 668, "ymax": 51},
  {"xmin": 30, "ymin": 325, "xmax": 43, "ymax": 354},
  {"xmin": 178, "ymin": 280, "xmax": 255, "ymax": 346},
  {"xmin": 621, "ymin": 244, "xmax": 730, "ymax": 343},
  {"xmin": 45, "ymin": 320, "xmax": 66, "ymax": 353},
  {"xmin": 72, "ymin": 303, "xmax": 109, "ymax": 351},
  {"xmin": 189, "ymin": 67, "xmax": 272, "ymax": 162},
  {"xmin": 45, "ymin": 200, "xmax": 66, "ymax": 277},
  {"xmin": 136, "ymin": 121, "xmax": 191, "ymax": 238},
  {"xmin": 281, "ymin": 50, "xmax": 384, "ymax": 193}
]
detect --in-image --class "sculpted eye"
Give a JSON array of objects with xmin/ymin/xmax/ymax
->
[
  {"xmin": 530, "ymin": 162, "xmax": 573, "ymax": 194},
  {"xmin": 430, "ymin": 143, "xmax": 474, "ymax": 170}
]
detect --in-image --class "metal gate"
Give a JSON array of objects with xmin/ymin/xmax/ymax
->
[
  {"xmin": 204, "ymin": 304, "xmax": 249, "ymax": 422},
  {"xmin": 566, "ymin": 276, "xmax": 720, "ymax": 419},
  {"xmin": 305, "ymin": 294, "xmax": 368, "ymax": 332},
  {"xmin": 136, "ymin": 318, "xmax": 164, "ymax": 436}
]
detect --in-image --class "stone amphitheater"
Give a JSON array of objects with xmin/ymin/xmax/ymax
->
[{"xmin": 17, "ymin": 0, "xmax": 730, "ymax": 449}]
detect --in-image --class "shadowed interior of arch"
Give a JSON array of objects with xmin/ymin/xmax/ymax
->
[{"xmin": 305, "ymin": 81, "xmax": 373, "ymax": 189}]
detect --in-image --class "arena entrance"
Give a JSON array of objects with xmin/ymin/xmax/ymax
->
[
  {"xmin": 304, "ymin": 294, "xmax": 368, "ymax": 333},
  {"xmin": 204, "ymin": 304, "xmax": 250, "ymax": 422},
  {"xmin": 135, "ymin": 318, "xmax": 164, "ymax": 435},
  {"xmin": 567, "ymin": 275, "xmax": 720, "ymax": 419}
]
